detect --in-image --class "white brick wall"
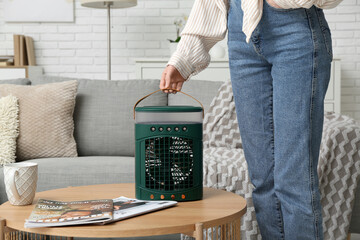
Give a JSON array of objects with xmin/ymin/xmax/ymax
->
[
  {"xmin": 324, "ymin": 0, "xmax": 360, "ymax": 120},
  {"xmin": 0, "ymin": 0, "xmax": 192, "ymax": 81},
  {"xmin": 0, "ymin": 0, "xmax": 359, "ymax": 121}
]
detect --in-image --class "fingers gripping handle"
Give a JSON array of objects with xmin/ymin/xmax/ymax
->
[{"xmin": 133, "ymin": 88, "xmax": 204, "ymax": 119}]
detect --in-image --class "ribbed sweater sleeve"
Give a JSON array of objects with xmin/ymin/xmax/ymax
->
[{"xmin": 167, "ymin": 0, "xmax": 228, "ymax": 81}]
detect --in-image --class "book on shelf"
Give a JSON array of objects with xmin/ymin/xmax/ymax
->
[
  {"xmin": 25, "ymin": 196, "xmax": 177, "ymax": 228},
  {"xmin": 13, "ymin": 35, "xmax": 20, "ymax": 66},
  {"xmin": 0, "ymin": 55, "xmax": 14, "ymax": 66},
  {"xmin": 25, "ymin": 36, "xmax": 36, "ymax": 66},
  {"xmin": 19, "ymin": 35, "xmax": 28, "ymax": 66},
  {"xmin": 0, "ymin": 55, "xmax": 14, "ymax": 61},
  {"xmin": 0, "ymin": 61, "xmax": 14, "ymax": 66},
  {"xmin": 12, "ymin": 34, "xmax": 36, "ymax": 66}
]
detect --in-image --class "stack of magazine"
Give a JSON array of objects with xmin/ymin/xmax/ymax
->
[{"xmin": 25, "ymin": 197, "xmax": 177, "ymax": 228}]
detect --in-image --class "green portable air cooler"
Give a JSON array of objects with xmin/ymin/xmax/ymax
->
[{"xmin": 134, "ymin": 90, "xmax": 203, "ymax": 202}]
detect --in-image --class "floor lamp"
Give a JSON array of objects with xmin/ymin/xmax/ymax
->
[{"xmin": 80, "ymin": 0, "xmax": 137, "ymax": 80}]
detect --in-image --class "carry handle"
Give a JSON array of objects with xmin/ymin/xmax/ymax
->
[
  {"xmin": 8, "ymin": 168, "xmax": 21, "ymax": 201},
  {"xmin": 133, "ymin": 88, "xmax": 204, "ymax": 119}
]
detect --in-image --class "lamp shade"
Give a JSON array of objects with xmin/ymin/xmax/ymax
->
[{"xmin": 81, "ymin": 0, "xmax": 137, "ymax": 9}]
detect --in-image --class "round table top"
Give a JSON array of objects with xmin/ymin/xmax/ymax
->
[{"xmin": 0, "ymin": 183, "xmax": 247, "ymax": 238}]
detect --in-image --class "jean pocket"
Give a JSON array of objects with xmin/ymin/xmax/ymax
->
[
  {"xmin": 322, "ymin": 27, "xmax": 333, "ymax": 61},
  {"xmin": 315, "ymin": 8, "xmax": 333, "ymax": 61}
]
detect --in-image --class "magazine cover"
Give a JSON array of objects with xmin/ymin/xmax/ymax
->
[
  {"xmin": 108, "ymin": 196, "xmax": 177, "ymax": 223},
  {"xmin": 25, "ymin": 199, "xmax": 113, "ymax": 228},
  {"xmin": 25, "ymin": 197, "xmax": 177, "ymax": 228}
]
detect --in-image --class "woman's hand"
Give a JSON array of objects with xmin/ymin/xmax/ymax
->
[
  {"xmin": 266, "ymin": 0, "xmax": 282, "ymax": 9},
  {"xmin": 160, "ymin": 65, "xmax": 186, "ymax": 94}
]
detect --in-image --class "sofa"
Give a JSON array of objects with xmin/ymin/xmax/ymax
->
[
  {"xmin": 0, "ymin": 76, "xmax": 223, "ymax": 240},
  {"xmin": 0, "ymin": 76, "xmax": 359, "ymax": 239}
]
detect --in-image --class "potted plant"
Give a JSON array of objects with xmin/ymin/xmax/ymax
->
[{"xmin": 168, "ymin": 16, "xmax": 188, "ymax": 55}]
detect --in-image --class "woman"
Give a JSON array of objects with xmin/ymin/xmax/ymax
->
[{"xmin": 160, "ymin": 0, "xmax": 342, "ymax": 239}]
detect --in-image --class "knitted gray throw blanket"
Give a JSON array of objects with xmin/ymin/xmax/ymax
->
[{"xmin": 184, "ymin": 81, "xmax": 360, "ymax": 240}]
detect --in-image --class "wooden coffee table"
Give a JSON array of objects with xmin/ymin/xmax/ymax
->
[{"xmin": 0, "ymin": 183, "xmax": 246, "ymax": 240}]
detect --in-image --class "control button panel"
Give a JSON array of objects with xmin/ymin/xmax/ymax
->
[{"xmin": 149, "ymin": 126, "xmax": 189, "ymax": 132}]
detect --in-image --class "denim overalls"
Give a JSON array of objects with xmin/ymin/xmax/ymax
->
[{"xmin": 227, "ymin": 0, "xmax": 332, "ymax": 239}]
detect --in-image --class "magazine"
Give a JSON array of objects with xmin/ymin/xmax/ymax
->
[
  {"xmin": 25, "ymin": 199, "xmax": 113, "ymax": 228},
  {"xmin": 25, "ymin": 197, "xmax": 177, "ymax": 228},
  {"xmin": 109, "ymin": 196, "xmax": 177, "ymax": 224}
]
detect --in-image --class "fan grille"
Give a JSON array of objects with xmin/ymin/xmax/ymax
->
[{"xmin": 145, "ymin": 136, "xmax": 194, "ymax": 191}]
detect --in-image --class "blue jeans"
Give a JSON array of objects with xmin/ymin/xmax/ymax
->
[{"xmin": 227, "ymin": 0, "xmax": 332, "ymax": 239}]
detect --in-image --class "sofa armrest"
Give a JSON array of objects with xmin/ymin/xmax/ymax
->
[
  {"xmin": 203, "ymin": 147, "xmax": 252, "ymax": 193},
  {"xmin": 319, "ymin": 112, "xmax": 360, "ymax": 178},
  {"xmin": 202, "ymin": 146, "xmax": 260, "ymax": 239},
  {"xmin": 0, "ymin": 166, "xmax": 7, "ymax": 205},
  {"xmin": 319, "ymin": 112, "xmax": 360, "ymax": 237}
]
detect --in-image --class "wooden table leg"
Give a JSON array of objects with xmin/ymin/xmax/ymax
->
[
  {"xmin": 0, "ymin": 218, "xmax": 5, "ymax": 240},
  {"xmin": 221, "ymin": 224, "xmax": 226, "ymax": 240},
  {"xmin": 195, "ymin": 223, "xmax": 203, "ymax": 240},
  {"xmin": 347, "ymin": 233, "xmax": 351, "ymax": 240}
]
